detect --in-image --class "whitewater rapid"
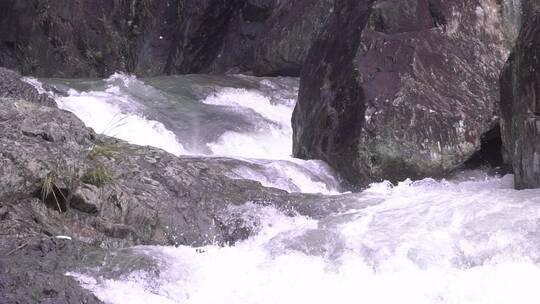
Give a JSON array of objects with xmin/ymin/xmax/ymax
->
[
  {"xmin": 68, "ymin": 173, "xmax": 540, "ymax": 304},
  {"xmin": 25, "ymin": 74, "xmax": 540, "ymax": 304}
]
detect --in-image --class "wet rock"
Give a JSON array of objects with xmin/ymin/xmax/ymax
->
[
  {"xmin": 500, "ymin": 12, "xmax": 540, "ymax": 189},
  {"xmin": 293, "ymin": 0, "xmax": 508, "ymax": 188},
  {"xmin": 151, "ymin": 0, "xmax": 332, "ymax": 76},
  {"xmin": 0, "ymin": 236, "xmax": 104, "ymax": 304},
  {"xmin": 168, "ymin": 0, "xmax": 240, "ymax": 74},
  {"xmin": 0, "ymin": 67, "xmax": 55, "ymax": 107}
]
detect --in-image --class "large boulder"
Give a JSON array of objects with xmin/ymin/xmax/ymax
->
[
  {"xmin": 0, "ymin": 98, "xmax": 301, "ymax": 247},
  {"xmin": 292, "ymin": 0, "xmax": 508, "ymax": 188},
  {"xmin": 500, "ymin": 12, "xmax": 540, "ymax": 189},
  {"xmin": 0, "ymin": 0, "xmax": 332, "ymax": 77}
]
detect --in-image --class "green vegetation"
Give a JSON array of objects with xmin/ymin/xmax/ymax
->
[
  {"xmin": 89, "ymin": 144, "xmax": 119, "ymax": 160},
  {"xmin": 81, "ymin": 166, "xmax": 113, "ymax": 187},
  {"xmin": 101, "ymin": 113, "xmax": 129, "ymax": 136},
  {"xmin": 40, "ymin": 171, "xmax": 64, "ymax": 213},
  {"xmin": 88, "ymin": 137, "xmax": 126, "ymax": 160}
]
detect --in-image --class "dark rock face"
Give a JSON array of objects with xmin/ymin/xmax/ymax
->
[
  {"xmin": 0, "ymin": 67, "xmax": 56, "ymax": 107},
  {"xmin": 0, "ymin": 0, "xmax": 182, "ymax": 77},
  {"xmin": 292, "ymin": 0, "xmax": 374, "ymax": 188},
  {"xmin": 293, "ymin": 0, "xmax": 508, "ymax": 188},
  {"xmin": 0, "ymin": 0, "xmax": 330, "ymax": 77},
  {"xmin": 167, "ymin": 0, "xmax": 240, "ymax": 74},
  {"xmin": 252, "ymin": 0, "xmax": 333, "ymax": 76},
  {"xmin": 500, "ymin": 12, "xmax": 540, "ymax": 189}
]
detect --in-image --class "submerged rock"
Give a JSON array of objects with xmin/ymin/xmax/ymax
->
[
  {"xmin": 292, "ymin": 0, "xmax": 508, "ymax": 188},
  {"xmin": 500, "ymin": 12, "xmax": 540, "ymax": 189}
]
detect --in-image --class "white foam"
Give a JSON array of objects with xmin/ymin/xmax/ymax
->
[
  {"xmin": 201, "ymin": 88, "xmax": 294, "ymax": 160},
  {"xmin": 56, "ymin": 88, "xmax": 187, "ymax": 156},
  {"xmin": 207, "ymin": 128, "xmax": 292, "ymax": 159},
  {"xmin": 70, "ymin": 175, "xmax": 540, "ymax": 304},
  {"xmin": 231, "ymin": 159, "xmax": 340, "ymax": 194},
  {"xmin": 200, "ymin": 86, "xmax": 344, "ymax": 194},
  {"xmin": 22, "ymin": 76, "xmax": 48, "ymax": 94},
  {"xmin": 202, "ymin": 87, "xmax": 293, "ymax": 126},
  {"xmin": 39, "ymin": 73, "xmax": 187, "ymax": 156}
]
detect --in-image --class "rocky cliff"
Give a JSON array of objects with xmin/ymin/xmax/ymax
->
[
  {"xmin": 500, "ymin": 11, "xmax": 540, "ymax": 189},
  {"xmin": 292, "ymin": 0, "xmax": 509, "ymax": 188},
  {"xmin": 0, "ymin": 0, "xmax": 331, "ymax": 77}
]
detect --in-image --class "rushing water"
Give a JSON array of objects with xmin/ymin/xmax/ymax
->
[{"xmin": 26, "ymin": 74, "xmax": 540, "ymax": 304}]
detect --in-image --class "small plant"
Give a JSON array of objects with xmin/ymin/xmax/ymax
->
[
  {"xmin": 81, "ymin": 166, "xmax": 113, "ymax": 187},
  {"xmin": 89, "ymin": 144, "xmax": 117, "ymax": 160},
  {"xmin": 102, "ymin": 113, "xmax": 129, "ymax": 137},
  {"xmin": 88, "ymin": 139, "xmax": 126, "ymax": 160},
  {"xmin": 41, "ymin": 171, "xmax": 65, "ymax": 213}
]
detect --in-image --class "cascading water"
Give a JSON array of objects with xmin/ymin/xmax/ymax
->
[
  {"xmin": 25, "ymin": 74, "xmax": 540, "ymax": 304},
  {"xmin": 28, "ymin": 73, "xmax": 339, "ymax": 195}
]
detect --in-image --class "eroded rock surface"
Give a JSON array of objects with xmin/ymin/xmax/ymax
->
[{"xmin": 293, "ymin": 0, "xmax": 508, "ymax": 188}]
